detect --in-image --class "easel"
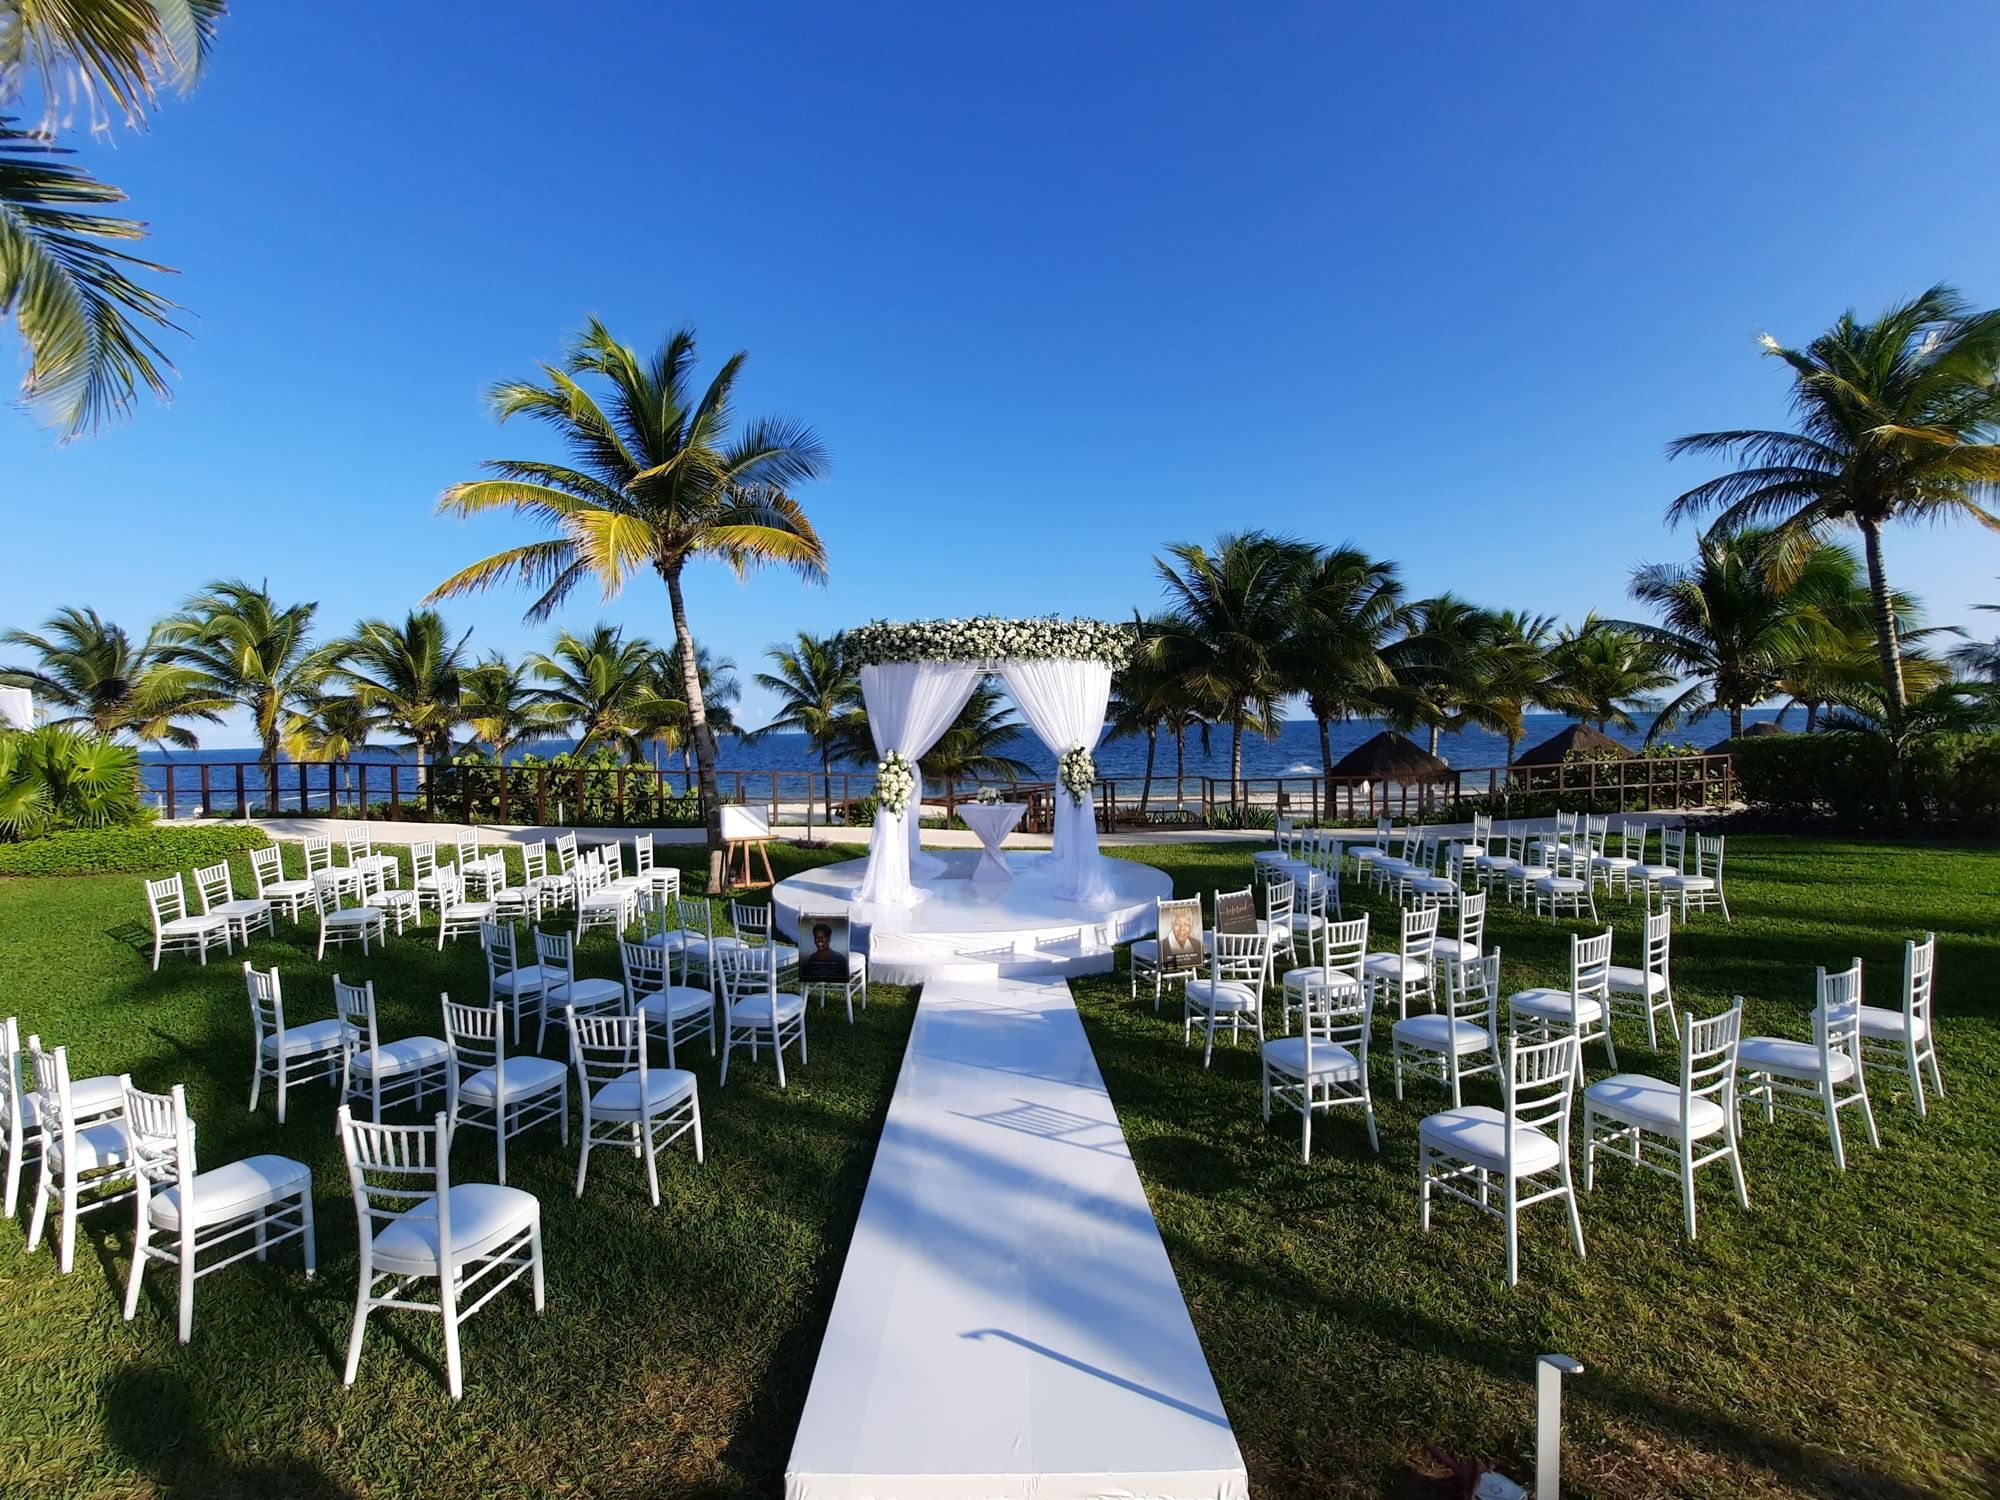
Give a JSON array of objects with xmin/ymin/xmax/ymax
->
[{"xmin": 725, "ymin": 836, "xmax": 776, "ymax": 891}]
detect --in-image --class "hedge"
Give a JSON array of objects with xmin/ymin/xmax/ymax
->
[
  {"xmin": 0, "ymin": 823, "xmax": 273, "ymax": 877},
  {"xmin": 1731, "ymin": 732, "xmax": 2000, "ymax": 824}
]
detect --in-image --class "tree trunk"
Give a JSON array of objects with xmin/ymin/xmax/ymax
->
[
  {"xmin": 1857, "ymin": 516, "xmax": 1909, "ymax": 815},
  {"xmin": 1730, "ymin": 704, "xmax": 1743, "ymax": 740},
  {"xmin": 1139, "ymin": 724, "xmax": 1157, "ymax": 814},
  {"xmin": 662, "ymin": 564, "xmax": 727, "ymax": 890},
  {"xmin": 1230, "ymin": 713, "xmax": 1244, "ymax": 807},
  {"xmin": 1427, "ymin": 722, "xmax": 1440, "ymax": 757},
  {"xmin": 821, "ymin": 746, "xmax": 834, "ymax": 822},
  {"xmin": 1317, "ymin": 714, "xmax": 1335, "ymax": 782}
]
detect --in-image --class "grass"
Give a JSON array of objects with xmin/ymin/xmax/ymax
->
[{"xmin": 0, "ymin": 834, "xmax": 1994, "ymax": 1497}]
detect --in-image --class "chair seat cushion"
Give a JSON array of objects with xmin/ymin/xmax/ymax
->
[
  {"xmin": 1288, "ymin": 911, "xmax": 1327, "ymax": 934},
  {"xmin": 551, "ymin": 977, "xmax": 626, "ymax": 1010},
  {"xmin": 1419, "ymin": 1104, "xmax": 1561, "ymax": 1176},
  {"xmin": 1591, "ymin": 856, "xmax": 1638, "ymax": 873},
  {"xmin": 444, "ymin": 901, "xmax": 497, "ymax": 920},
  {"xmin": 728, "ymin": 992, "xmax": 808, "ymax": 1025},
  {"xmin": 1457, "ymin": 843, "xmax": 1487, "ymax": 860},
  {"xmin": 591, "ymin": 1067, "xmax": 698, "ymax": 1119},
  {"xmin": 636, "ymin": 985, "xmax": 715, "ymax": 1023},
  {"xmin": 1186, "ymin": 979, "xmax": 1258, "ymax": 1013},
  {"xmin": 1393, "ymin": 1013, "xmax": 1491, "ymax": 1054},
  {"xmin": 1363, "ymin": 954, "xmax": 1429, "ymax": 982},
  {"xmin": 262, "ymin": 1018, "xmax": 345, "ymax": 1058},
  {"xmin": 160, "ymin": 915, "xmax": 228, "ymax": 937},
  {"xmin": 458, "ymin": 1056, "xmax": 567, "ymax": 1104},
  {"xmin": 1509, "ymin": 988, "xmax": 1605, "ymax": 1025},
  {"xmin": 491, "ymin": 966, "xmax": 559, "ymax": 995},
  {"xmin": 1261, "ymin": 1036, "xmax": 1362, "ymax": 1081},
  {"xmin": 51, "ymin": 1118, "xmax": 131, "ymax": 1171},
  {"xmin": 45, "ymin": 1072, "xmax": 127, "ymax": 1123},
  {"xmin": 263, "ymin": 879, "xmax": 314, "ymax": 898},
  {"xmin": 1584, "ymin": 1073, "xmax": 1727, "ymax": 1139},
  {"xmin": 1634, "ymin": 863, "xmax": 1679, "ymax": 880},
  {"xmin": 373, "ymin": 1183, "xmax": 539, "ymax": 1274},
  {"xmin": 1740, "ymin": 1036, "xmax": 1856, "ymax": 1082},
  {"xmin": 757, "ymin": 943, "xmax": 801, "ymax": 968},
  {"xmin": 1660, "ymin": 875, "xmax": 1715, "ymax": 893},
  {"xmin": 1429, "ymin": 938, "xmax": 1481, "ymax": 965},
  {"xmin": 327, "ymin": 906, "xmax": 384, "ymax": 927},
  {"xmin": 353, "ymin": 1035, "xmax": 449, "ymax": 1076},
  {"xmin": 1605, "ymin": 965, "xmax": 1668, "ymax": 997},
  {"xmin": 1811, "ymin": 1003, "xmax": 1927, "ymax": 1042},
  {"xmin": 1473, "ymin": 854, "xmax": 1517, "ymax": 872},
  {"xmin": 1535, "ymin": 876, "xmax": 1589, "ymax": 894},
  {"xmin": 644, "ymin": 931, "xmax": 690, "ymax": 952},
  {"xmin": 1513, "ymin": 864, "xmax": 1555, "ymax": 882},
  {"xmin": 150, "ymin": 1154, "xmax": 311, "ymax": 1230},
  {"xmin": 687, "ymin": 936, "xmax": 749, "ymax": 960},
  {"xmin": 1281, "ymin": 965, "xmax": 1364, "ymax": 997},
  {"xmin": 212, "ymin": 899, "xmax": 270, "ymax": 921}
]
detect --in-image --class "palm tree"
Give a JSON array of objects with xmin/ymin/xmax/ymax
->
[
  {"xmin": 1281, "ymin": 545, "xmax": 1404, "ymax": 780},
  {"xmin": 1667, "ymin": 285, "xmax": 2000, "ymax": 732},
  {"xmin": 283, "ymin": 692, "xmax": 369, "ymax": 805},
  {"xmin": 1105, "ymin": 616, "xmax": 1176, "ymax": 816},
  {"xmin": 650, "ymin": 642, "xmax": 740, "ymax": 778},
  {"xmin": 526, "ymin": 625, "xmax": 680, "ymax": 760},
  {"xmin": 748, "ymin": 631, "xmax": 861, "ymax": 820},
  {"xmin": 1946, "ymin": 582, "xmax": 2000, "ymax": 688},
  {"xmin": 1545, "ymin": 616, "xmax": 1675, "ymax": 732},
  {"xmin": 460, "ymin": 652, "xmax": 544, "ymax": 758},
  {"xmin": 1151, "ymin": 532, "xmax": 1313, "ymax": 798},
  {"xmin": 1377, "ymin": 594, "xmax": 1491, "ymax": 757},
  {"xmin": 1776, "ymin": 553, "xmax": 1942, "ymax": 729},
  {"xmin": 328, "ymin": 610, "xmax": 472, "ymax": 777},
  {"xmin": 0, "ymin": 606, "xmax": 217, "ymax": 745},
  {"xmin": 926, "ymin": 684, "xmax": 1033, "ymax": 808},
  {"xmin": 2, "ymin": 1, "xmax": 225, "ymax": 436},
  {"xmin": 1611, "ymin": 531, "xmax": 1850, "ymax": 743},
  {"xmin": 1466, "ymin": 610, "xmax": 1569, "ymax": 766},
  {"xmin": 161, "ymin": 580, "xmax": 333, "ymax": 807},
  {"xmin": 426, "ymin": 319, "xmax": 829, "ymax": 888}
]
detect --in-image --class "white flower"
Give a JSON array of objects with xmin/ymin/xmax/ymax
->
[
  {"xmin": 876, "ymin": 749, "xmax": 918, "ymax": 817},
  {"xmin": 1058, "ymin": 744, "xmax": 1096, "ymax": 806}
]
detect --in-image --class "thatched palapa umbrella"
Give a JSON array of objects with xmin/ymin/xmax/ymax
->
[{"xmin": 1513, "ymin": 722, "xmax": 1635, "ymax": 768}]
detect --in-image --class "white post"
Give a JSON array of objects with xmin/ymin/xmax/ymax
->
[{"xmin": 1535, "ymin": 1353, "xmax": 1583, "ymax": 1498}]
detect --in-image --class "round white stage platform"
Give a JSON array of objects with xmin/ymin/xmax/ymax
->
[{"xmin": 771, "ymin": 850, "xmax": 1170, "ymax": 985}]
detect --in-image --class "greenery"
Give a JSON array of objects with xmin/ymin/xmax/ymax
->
[
  {"xmin": 428, "ymin": 748, "xmax": 707, "ymax": 828},
  {"xmin": 0, "ymin": 724, "xmax": 142, "ymax": 838},
  {"xmin": 0, "ymin": 834, "xmax": 1991, "ymax": 1495},
  {"xmin": 0, "ymin": 607, "xmax": 217, "ymax": 747},
  {"xmin": 426, "ymin": 317, "xmax": 830, "ymax": 891},
  {"xmin": 840, "ymin": 616, "xmax": 1136, "ymax": 667},
  {"xmin": 1731, "ymin": 731, "xmax": 2000, "ymax": 826},
  {"xmin": 0, "ymin": 818, "xmax": 265, "ymax": 875}
]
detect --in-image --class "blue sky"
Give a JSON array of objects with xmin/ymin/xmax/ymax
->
[{"xmin": 6, "ymin": 1, "xmax": 1998, "ymax": 739}]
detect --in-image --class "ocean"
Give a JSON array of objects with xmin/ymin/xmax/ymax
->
[{"xmin": 136, "ymin": 710, "xmax": 1778, "ymax": 817}]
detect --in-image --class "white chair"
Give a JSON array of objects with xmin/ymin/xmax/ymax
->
[
  {"xmin": 1429, "ymin": 890, "xmax": 1487, "ymax": 968},
  {"xmin": 1405, "ymin": 834, "xmax": 1461, "ymax": 912},
  {"xmin": 1473, "ymin": 827, "xmax": 1523, "ymax": 896},
  {"xmin": 569, "ymin": 1009, "xmax": 702, "ymax": 1205},
  {"xmin": 334, "ymin": 976, "xmax": 449, "ymax": 1123},
  {"xmin": 194, "ymin": 860, "xmax": 274, "ymax": 947},
  {"xmin": 121, "ymin": 1081, "xmax": 314, "ymax": 1343},
  {"xmin": 1347, "ymin": 817, "xmax": 1393, "ymax": 881},
  {"xmin": 1509, "ymin": 928, "xmax": 1617, "ymax": 1080},
  {"xmin": 3, "ymin": 1017, "xmax": 121, "ymax": 1220},
  {"xmin": 1261, "ymin": 960, "xmax": 1377, "ymax": 1161},
  {"xmin": 1606, "ymin": 908, "xmax": 1677, "ymax": 1049},
  {"xmin": 717, "ymin": 945, "xmax": 809, "ymax": 1088},
  {"xmin": 1590, "ymin": 820, "xmax": 1647, "ymax": 899},
  {"xmin": 621, "ymin": 939, "xmax": 715, "ymax": 1065},
  {"xmin": 1532, "ymin": 833, "xmax": 1598, "ymax": 922},
  {"xmin": 731, "ymin": 899, "xmax": 800, "ymax": 976},
  {"xmin": 1740, "ymin": 961, "xmax": 1878, "ymax": 1171},
  {"xmin": 339, "ymin": 1107, "xmax": 544, "ymax": 1401},
  {"xmin": 434, "ymin": 868, "xmax": 496, "ymax": 951},
  {"xmin": 1394, "ymin": 949, "xmax": 1501, "ymax": 1108},
  {"xmin": 458, "ymin": 848, "xmax": 506, "ymax": 901},
  {"xmin": 312, "ymin": 873, "xmax": 385, "ymax": 961},
  {"xmin": 411, "ymin": 840, "xmax": 451, "ymax": 914},
  {"xmin": 573, "ymin": 857, "xmax": 637, "ymax": 940},
  {"xmin": 245, "ymin": 962, "xmax": 343, "ymax": 1125},
  {"xmin": 250, "ymin": 845, "xmax": 315, "ymax": 923},
  {"xmin": 1419, "ymin": 1035, "xmax": 1584, "ymax": 1286},
  {"xmin": 518, "ymin": 841, "xmax": 568, "ymax": 916},
  {"xmin": 1818, "ymin": 933, "xmax": 1943, "ymax": 1115},
  {"xmin": 1185, "ymin": 930, "xmax": 1271, "ymax": 1068},
  {"xmin": 343, "ymin": 829, "xmax": 400, "ymax": 890},
  {"xmin": 1131, "ymin": 897, "xmax": 1204, "ymax": 1010},
  {"xmin": 361, "ymin": 859, "xmax": 420, "ymax": 936},
  {"xmin": 1254, "ymin": 874, "xmax": 1298, "ymax": 970},
  {"xmin": 1633, "ymin": 826, "xmax": 1687, "ymax": 908},
  {"xmin": 629, "ymin": 832, "xmax": 681, "ymax": 903},
  {"xmin": 532, "ymin": 929, "xmax": 627, "ymax": 1050},
  {"xmin": 25, "ymin": 1041, "xmax": 133, "ymax": 1273},
  {"xmin": 1528, "ymin": 810, "xmax": 1580, "ymax": 868},
  {"xmin": 671, "ymin": 897, "xmax": 747, "ymax": 992},
  {"xmin": 1454, "ymin": 813, "xmax": 1493, "ymax": 884},
  {"xmin": 482, "ymin": 921, "xmax": 549, "ymax": 1045},
  {"xmin": 488, "ymin": 851, "xmax": 543, "ymax": 925},
  {"xmin": 553, "ymin": 831, "xmax": 579, "ymax": 878},
  {"xmin": 145, "ymin": 874, "xmax": 230, "ymax": 971},
  {"xmin": 1660, "ymin": 833, "xmax": 1729, "ymax": 922},
  {"xmin": 1503, "ymin": 834, "xmax": 1556, "ymax": 909},
  {"xmin": 1584, "ymin": 1000, "xmax": 1748, "ymax": 1240},
  {"xmin": 1364, "ymin": 905, "xmax": 1438, "ymax": 1023},
  {"xmin": 442, "ymin": 995, "xmax": 567, "ymax": 1186},
  {"xmin": 304, "ymin": 835, "xmax": 360, "ymax": 902},
  {"xmin": 1280, "ymin": 914, "xmax": 1367, "ymax": 1032},
  {"xmin": 1380, "ymin": 831, "xmax": 1429, "ymax": 904}
]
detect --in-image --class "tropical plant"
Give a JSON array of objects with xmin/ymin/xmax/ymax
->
[
  {"xmin": 526, "ymin": 624, "xmax": 680, "ymax": 761},
  {"xmin": 1150, "ymin": 532, "xmax": 1312, "ymax": 795},
  {"xmin": 1, "ymin": 0, "xmax": 226, "ymax": 436},
  {"xmin": 0, "ymin": 605, "xmax": 217, "ymax": 744},
  {"xmin": 0, "ymin": 724, "xmax": 142, "ymax": 838},
  {"xmin": 160, "ymin": 579, "xmax": 334, "ymax": 805},
  {"xmin": 1105, "ymin": 615, "xmax": 1180, "ymax": 815},
  {"xmin": 427, "ymin": 318, "xmax": 829, "ymax": 888},
  {"xmin": 1376, "ymin": 594, "xmax": 1494, "ymax": 756},
  {"xmin": 1667, "ymin": 285, "xmax": 2000, "ymax": 733},
  {"xmin": 1465, "ymin": 609, "xmax": 1569, "ymax": 766},
  {"xmin": 327, "ymin": 609, "xmax": 472, "ymax": 776},
  {"xmin": 1545, "ymin": 615, "xmax": 1675, "ymax": 731},
  {"xmin": 925, "ymin": 683, "xmax": 1033, "ymax": 798},
  {"xmin": 1822, "ymin": 680, "xmax": 1999, "ymax": 753},
  {"xmin": 748, "ymin": 631, "xmax": 862, "ymax": 819},
  {"xmin": 1612, "ymin": 531, "xmax": 1851, "ymax": 743},
  {"xmin": 459, "ymin": 651, "xmax": 545, "ymax": 758},
  {"xmin": 1946, "ymin": 582, "xmax": 2000, "ymax": 688},
  {"xmin": 648, "ymin": 641, "xmax": 739, "ymax": 776},
  {"xmin": 281, "ymin": 691, "xmax": 369, "ymax": 804},
  {"xmin": 1281, "ymin": 545, "xmax": 1404, "ymax": 779}
]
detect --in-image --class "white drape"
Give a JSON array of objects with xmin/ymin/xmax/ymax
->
[
  {"xmin": 855, "ymin": 662, "xmax": 983, "ymax": 907},
  {"xmin": 998, "ymin": 659, "xmax": 1115, "ymax": 903}
]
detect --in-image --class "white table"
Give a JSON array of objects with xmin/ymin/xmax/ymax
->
[
  {"xmin": 957, "ymin": 801, "xmax": 1027, "ymax": 883},
  {"xmin": 785, "ymin": 975, "xmax": 1248, "ymax": 1500}
]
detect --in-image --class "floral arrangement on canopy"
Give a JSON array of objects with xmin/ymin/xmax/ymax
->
[{"xmin": 842, "ymin": 616, "xmax": 1136, "ymax": 668}]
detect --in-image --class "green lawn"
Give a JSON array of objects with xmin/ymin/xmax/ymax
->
[{"xmin": 0, "ymin": 835, "xmax": 1993, "ymax": 1498}]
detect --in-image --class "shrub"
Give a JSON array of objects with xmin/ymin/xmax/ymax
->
[
  {"xmin": 1731, "ymin": 731, "xmax": 2000, "ymax": 824},
  {"xmin": 0, "ymin": 726, "xmax": 144, "ymax": 839},
  {"xmin": 429, "ymin": 751, "xmax": 707, "ymax": 827},
  {"xmin": 0, "ymin": 822, "xmax": 272, "ymax": 877}
]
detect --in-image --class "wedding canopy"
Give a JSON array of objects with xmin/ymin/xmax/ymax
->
[{"xmin": 846, "ymin": 618, "xmax": 1134, "ymax": 909}]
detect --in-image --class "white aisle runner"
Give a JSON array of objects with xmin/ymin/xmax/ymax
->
[{"xmin": 785, "ymin": 975, "xmax": 1249, "ymax": 1500}]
